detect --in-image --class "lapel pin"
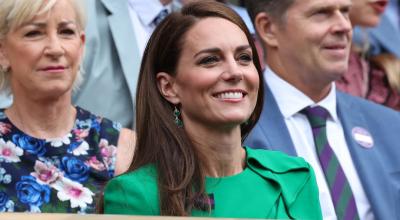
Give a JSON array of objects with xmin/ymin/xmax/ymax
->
[{"xmin": 351, "ymin": 127, "xmax": 374, "ymax": 149}]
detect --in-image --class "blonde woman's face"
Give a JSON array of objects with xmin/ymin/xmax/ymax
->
[{"xmin": 0, "ymin": 0, "xmax": 85, "ymax": 99}]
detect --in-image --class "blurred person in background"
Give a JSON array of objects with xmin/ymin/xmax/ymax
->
[
  {"xmin": 352, "ymin": 0, "xmax": 400, "ymax": 58},
  {"xmin": 336, "ymin": 0, "xmax": 400, "ymax": 110},
  {"xmin": 74, "ymin": 0, "xmax": 181, "ymax": 128}
]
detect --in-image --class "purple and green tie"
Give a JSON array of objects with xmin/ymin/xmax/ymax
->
[{"xmin": 302, "ymin": 106, "xmax": 359, "ymax": 220}]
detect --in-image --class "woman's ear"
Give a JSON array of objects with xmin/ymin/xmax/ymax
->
[
  {"xmin": 156, "ymin": 72, "xmax": 180, "ymax": 105},
  {"xmin": 255, "ymin": 12, "xmax": 280, "ymax": 48},
  {"xmin": 0, "ymin": 41, "xmax": 10, "ymax": 68}
]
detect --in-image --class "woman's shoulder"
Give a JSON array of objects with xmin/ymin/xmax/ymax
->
[
  {"xmin": 244, "ymin": 147, "xmax": 310, "ymax": 173},
  {"xmin": 109, "ymin": 164, "xmax": 157, "ymax": 184},
  {"xmin": 75, "ymin": 106, "xmax": 122, "ymax": 130},
  {"xmin": 105, "ymin": 165, "xmax": 158, "ymax": 197},
  {"xmin": 104, "ymin": 164, "xmax": 159, "ymax": 215},
  {"xmin": 75, "ymin": 106, "xmax": 121, "ymax": 144}
]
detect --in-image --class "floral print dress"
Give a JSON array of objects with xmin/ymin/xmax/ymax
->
[{"xmin": 0, "ymin": 107, "xmax": 121, "ymax": 213}]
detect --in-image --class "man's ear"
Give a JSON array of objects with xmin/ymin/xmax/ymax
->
[
  {"xmin": 254, "ymin": 12, "xmax": 280, "ymax": 48},
  {"xmin": 156, "ymin": 72, "xmax": 180, "ymax": 105}
]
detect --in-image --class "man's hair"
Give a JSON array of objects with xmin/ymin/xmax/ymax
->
[{"xmin": 245, "ymin": 0, "xmax": 295, "ymax": 25}]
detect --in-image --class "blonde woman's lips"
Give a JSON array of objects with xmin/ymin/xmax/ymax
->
[{"xmin": 39, "ymin": 66, "xmax": 66, "ymax": 73}]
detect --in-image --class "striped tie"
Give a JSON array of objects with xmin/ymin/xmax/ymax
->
[
  {"xmin": 152, "ymin": 9, "xmax": 169, "ymax": 26},
  {"xmin": 302, "ymin": 106, "xmax": 359, "ymax": 220}
]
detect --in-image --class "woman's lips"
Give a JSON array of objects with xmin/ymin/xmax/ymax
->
[
  {"xmin": 369, "ymin": 0, "xmax": 388, "ymax": 14},
  {"xmin": 39, "ymin": 66, "xmax": 66, "ymax": 73}
]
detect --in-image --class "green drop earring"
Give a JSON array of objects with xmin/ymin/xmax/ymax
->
[{"xmin": 174, "ymin": 106, "xmax": 183, "ymax": 128}]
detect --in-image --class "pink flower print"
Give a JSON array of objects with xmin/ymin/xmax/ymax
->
[
  {"xmin": 0, "ymin": 139, "xmax": 23, "ymax": 163},
  {"xmin": 0, "ymin": 122, "xmax": 11, "ymax": 135},
  {"xmin": 99, "ymin": 139, "xmax": 117, "ymax": 167},
  {"xmin": 31, "ymin": 160, "xmax": 60, "ymax": 185},
  {"xmin": 85, "ymin": 156, "xmax": 106, "ymax": 171},
  {"xmin": 73, "ymin": 129, "xmax": 89, "ymax": 141},
  {"xmin": 54, "ymin": 177, "xmax": 94, "ymax": 209}
]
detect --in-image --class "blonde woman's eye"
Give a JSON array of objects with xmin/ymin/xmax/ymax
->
[
  {"xmin": 60, "ymin": 28, "xmax": 76, "ymax": 36},
  {"xmin": 24, "ymin": 30, "xmax": 41, "ymax": 38}
]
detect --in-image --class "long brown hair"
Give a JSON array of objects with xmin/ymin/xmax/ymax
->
[{"xmin": 132, "ymin": 1, "xmax": 264, "ymax": 215}]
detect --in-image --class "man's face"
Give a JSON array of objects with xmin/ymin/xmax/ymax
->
[{"xmin": 273, "ymin": 0, "xmax": 352, "ymax": 94}]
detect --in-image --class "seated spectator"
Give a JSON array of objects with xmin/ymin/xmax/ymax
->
[
  {"xmin": 336, "ymin": 0, "xmax": 400, "ymax": 110},
  {"xmin": 102, "ymin": 1, "xmax": 321, "ymax": 218},
  {"xmin": 0, "ymin": 0, "xmax": 134, "ymax": 213}
]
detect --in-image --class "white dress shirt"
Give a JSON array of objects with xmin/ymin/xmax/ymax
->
[
  {"xmin": 128, "ymin": 0, "xmax": 173, "ymax": 55},
  {"xmin": 265, "ymin": 67, "xmax": 374, "ymax": 220}
]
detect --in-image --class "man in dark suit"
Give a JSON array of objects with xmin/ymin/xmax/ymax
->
[{"xmin": 244, "ymin": 0, "xmax": 400, "ymax": 219}]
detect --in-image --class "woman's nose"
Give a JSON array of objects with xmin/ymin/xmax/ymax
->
[
  {"xmin": 44, "ymin": 34, "xmax": 64, "ymax": 58},
  {"xmin": 221, "ymin": 58, "xmax": 244, "ymax": 82}
]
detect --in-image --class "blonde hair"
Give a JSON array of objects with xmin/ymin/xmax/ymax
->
[
  {"xmin": 370, "ymin": 54, "xmax": 400, "ymax": 92},
  {"xmin": 0, "ymin": 0, "xmax": 86, "ymax": 93}
]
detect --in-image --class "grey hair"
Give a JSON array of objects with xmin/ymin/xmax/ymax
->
[{"xmin": 0, "ymin": 0, "xmax": 86, "ymax": 93}]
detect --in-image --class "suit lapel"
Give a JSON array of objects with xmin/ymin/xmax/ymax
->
[
  {"xmin": 260, "ymin": 84, "xmax": 297, "ymax": 155},
  {"xmin": 336, "ymin": 92, "xmax": 389, "ymax": 218},
  {"xmin": 101, "ymin": 0, "xmax": 141, "ymax": 101}
]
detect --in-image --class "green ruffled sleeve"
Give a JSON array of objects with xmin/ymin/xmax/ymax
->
[{"xmin": 245, "ymin": 147, "xmax": 323, "ymax": 220}]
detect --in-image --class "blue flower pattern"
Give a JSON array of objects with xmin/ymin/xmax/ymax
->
[
  {"xmin": 16, "ymin": 176, "xmax": 51, "ymax": 209},
  {"xmin": 12, "ymin": 134, "xmax": 46, "ymax": 157},
  {"xmin": 0, "ymin": 107, "xmax": 121, "ymax": 213},
  {"xmin": 0, "ymin": 191, "xmax": 9, "ymax": 211},
  {"xmin": 61, "ymin": 156, "xmax": 90, "ymax": 183}
]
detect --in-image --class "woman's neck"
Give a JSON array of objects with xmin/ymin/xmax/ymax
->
[
  {"xmin": 185, "ymin": 121, "xmax": 246, "ymax": 177},
  {"xmin": 5, "ymin": 95, "xmax": 76, "ymax": 139}
]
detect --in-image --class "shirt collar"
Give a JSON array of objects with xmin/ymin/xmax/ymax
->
[
  {"xmin": 128, "ymin": 0, "xmax": 171, "ymax": 26},
  {"xmin": 264, "ymin": 67, "xmax": 339, "ymax": 122}
]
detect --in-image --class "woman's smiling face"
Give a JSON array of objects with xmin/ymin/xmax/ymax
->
[{"xmin": 171, "ymin": 17, "xmax": 259, "ymax": 130}]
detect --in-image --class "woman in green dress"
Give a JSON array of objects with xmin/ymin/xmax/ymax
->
[{"xmin": 103, "ymin": 1, "xmax": 322, "ymax": 218}]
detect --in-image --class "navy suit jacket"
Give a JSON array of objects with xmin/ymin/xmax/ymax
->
[{"xmin": 245, "ymin": 83, "xmax": 400, "ymax": 220}]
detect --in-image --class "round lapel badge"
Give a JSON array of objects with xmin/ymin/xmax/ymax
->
[{"xmin": 351, "ymin": 127, "xmax": 374, "ymax": 149}]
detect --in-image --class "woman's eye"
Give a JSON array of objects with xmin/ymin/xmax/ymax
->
[
  {"xmin": 24, "ymin": 30, "xmax": 41, "ymax": 38},
  {"xmin": 60, "ymin": 28, "xmax": 76, "ymax": 36},
  {"xmin": 237, "ymin": 53, "xmax": 252, "ymax": 65},
  {"xmin": 198, "ymin": 56, "xmax": 219, "ymax": 65},
  {"xmin": 238, "ymin": 53, "xmax": 252, "ymax": 62}
]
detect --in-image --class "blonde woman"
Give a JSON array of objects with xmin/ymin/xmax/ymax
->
[{"xmin": 0, "ymin": 0, "xmax": 134, "ymax": 213}]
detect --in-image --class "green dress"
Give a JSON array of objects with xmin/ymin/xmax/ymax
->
[{"xmin": 104, "ymin": 147, "xmax": 322, "ymax": 219}]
